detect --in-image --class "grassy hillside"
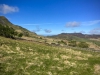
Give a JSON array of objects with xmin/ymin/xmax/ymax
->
[
  {"xmin": 0, "ymin": 16, "xmax": 36, "ymax": 37},
  {"xmin": 0, "ymin": 16, "xmax": 100, "ymax": 75},
  {"xmin": 47, "ymin": 33, "xmax": 100, "ymax": 50},
  {"xmin": 0, "ymin": 36, "xmax": 100, "ymax": 75}
]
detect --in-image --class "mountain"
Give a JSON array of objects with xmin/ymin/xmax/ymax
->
[
  {"xmin": 0, "ymin": 16, "xmax": 36, "ymax": 37},
  {"xmin": 48, "ymin": 33, "xmax": 100, "ymax": 39}
]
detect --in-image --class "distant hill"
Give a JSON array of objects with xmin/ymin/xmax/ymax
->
[
  {"xmin": 0, "ymin": 16, "xmax": 36, "ymax": 37},
  {"xmin": 48, "ymin": 33, "xmax": 100, "ymax": 39}
]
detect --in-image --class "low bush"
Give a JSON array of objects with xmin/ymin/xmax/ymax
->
[{"xmin": 78, "ymin": 42, "xmax": 89, "ymax": 48}]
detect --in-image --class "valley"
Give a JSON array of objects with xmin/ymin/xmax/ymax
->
[{"xmin": 0, "ymin": 16, "xmax": 100, "ymax": 75}]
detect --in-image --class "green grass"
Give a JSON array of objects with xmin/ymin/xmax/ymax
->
[{"xmin": 0, "ymin": 36, "xmax": 100, "ymax": 75}]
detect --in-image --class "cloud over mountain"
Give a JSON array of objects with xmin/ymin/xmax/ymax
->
[
  {"xmin": 33, "ymin": 26, "xmax": 41, "ymax": 32},
  {"xmin": 66, "ymin": 21, "xmax": 80, "ymax": 27},
  {"xmin": 79, "ymin": 31, "xmax": 86, "ymax": 33},
  {"xmin": 0, "ymin": 4, "xmax": 19, "ymax": 14},
  {"xmin": 82, "ymin": 20, "xmax": 100, "ymax": 26},
  {"xmin": 89, "ymin": 28, "xmax": 100, "ymax": 34},
  {"xmin": 44, "ymin": 29, "xmax": 52, "ymax": 33}
]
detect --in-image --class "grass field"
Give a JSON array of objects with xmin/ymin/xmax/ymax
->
[{"xmin": 0, "ymin": 36, "xmax": 100, "ymax": 75}]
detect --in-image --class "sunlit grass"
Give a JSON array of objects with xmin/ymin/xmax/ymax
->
[{"xmin": 0, "ymin": 36, "xmax": 100, "ymax": 75}]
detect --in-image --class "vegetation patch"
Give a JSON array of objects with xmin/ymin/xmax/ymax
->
[{"xmin": 0, "ymin": 36, "xmax": 100, "ymax": 75}]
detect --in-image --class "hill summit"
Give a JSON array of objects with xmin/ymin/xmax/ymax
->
[{"xmin": 0, "ymin": 16, "xmax": 36, "ymax": 37}]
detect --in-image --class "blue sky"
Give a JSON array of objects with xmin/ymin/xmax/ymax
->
[{"xmin": 0, "ymin": 0, "xmax": 100, "ymax": 35}]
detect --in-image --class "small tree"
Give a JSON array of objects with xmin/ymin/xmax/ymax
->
[
  {"xmin": 0, "ymin": 25, "xmax": 17, "ymax": 39},
  {"xmin": 39, "ymin": 37, "xmax": 42, "ymax": 39},
  {"xmin": 78, "ymin": 42, "xmax": 89, "ymax": 48},
  {"xmin": 58, "ymin": 40, "xmax": 67, "ymax": 45},
  {"xmin": 68, "ymin": 40, "xmax": 77, "ymax": 47},
  {"xmin": 18, "ymin": 33, "xmax": 23, "ymax": 38}
]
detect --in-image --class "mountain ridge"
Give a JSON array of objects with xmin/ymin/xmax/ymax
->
[
  {"xmin": 48, "ymin": 33, "xmax": 100, "ymax": 39},
  {"xmin": 0, "ymin": 16, "xmax": 36, "ymax": 37}
]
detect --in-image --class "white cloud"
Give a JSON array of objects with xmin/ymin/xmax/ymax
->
[
  {"xmin": 0, "ymin": 4, "xmax": 19, "ymax": 14},
  {"xmin": 79, "ymin": 31, "xmax": 86, "ymax": 33},
  {"xmin": 22, "ymin": 24, "xmax": 40, "ymax": 26},
  {"xmin": 44, "ymin": 29, "xmax": 52, "ymax": 33},
  {"xmin": 65, "ymin": 20, "xmax": 100, "ymax": 28},
  {"xmin": 33, "ymin": 26, "xmax": 42, "ymax": 32},
  {"xmin": 21, "ymin": 23, "xmax": 61, "ymax": 26},
  {"xmin": 89, "ymin": 28, "xmax": 100, "ymax": 34},
  {"xmin": 66, "ymin": 21, "xmax": 80, "ymax": 27},
  {"xmin": 82, "ymin": 20, "xmax": 100, "ymax": 26}
]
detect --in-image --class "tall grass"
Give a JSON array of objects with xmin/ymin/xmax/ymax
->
[{"xmin": 0, "ymin": 36, "xmax": 100, "ymax": 75}]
